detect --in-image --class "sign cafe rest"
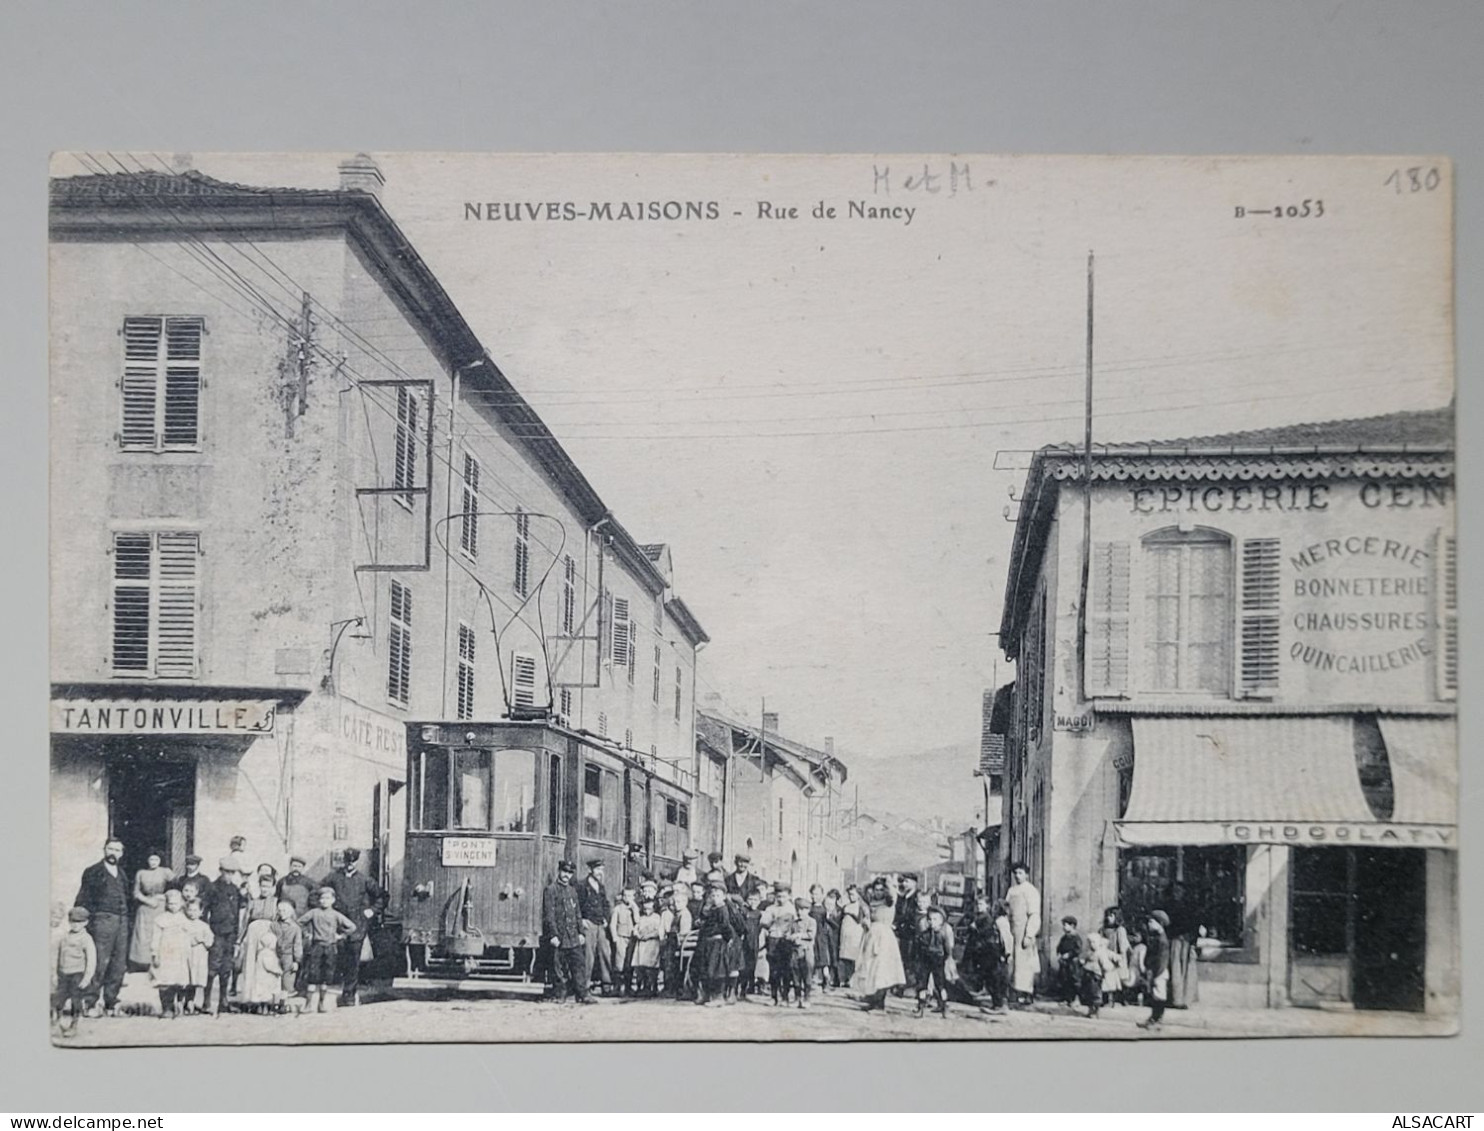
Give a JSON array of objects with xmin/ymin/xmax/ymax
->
[{"xmin": 52, "ymin": 698, "xmax": 276, "ymax": 735}]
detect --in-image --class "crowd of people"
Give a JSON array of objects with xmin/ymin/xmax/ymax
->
[
  {"xmin": 52, "ymin": 839, "xmax": 1182, "ymax": 1036},
  {"xmin": 51, "ymin": 836, "xmax": 385, "ymax": 1037},
  {"xmin": 541, "ymin": 853, "xmax": 1180, "ymax": 1028}
]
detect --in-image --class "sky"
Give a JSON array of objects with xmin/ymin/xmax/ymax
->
[{"xmin": 57, "ymin": 152, "xmax": 1454, "ymax": 774}]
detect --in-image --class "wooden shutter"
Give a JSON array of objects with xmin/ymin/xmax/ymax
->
[
  {"xmin": 387, "ymin": 580, "xmax": 412, "ymax": 704},
  {"xmin": 456, "ymin": 623, "xmax": 476, "ymax": 720},
  {"xmin": 513, "ymin": 510, "xmax": 530, "ymax": 597},
  {"xmin": 612, "ymin": 596, "xmax": 631, "ymax": 666},
  {"xmin": 459, "ymin": 454, "xmax": 480, "ymax": 557},
  {"xmin": 1436, "ymin": 529, "xmax": 1457, "ymax": 699},
  {"xmin": 111, "ymin": 533, "xmax": 153, "ymax": 672},
  {"xmin": 120, "ymin": 319, "xmax": 162, "ymax": 450},
  {"xmin": 511, "ymin": 650, "xmax": 538, "ymax": 708},
  {"xmin": 1085, "ymin": 541, "xmax": 1131, "ymax": 696},
  {"xmin": 394, "ymin": 389, "xmax": 418, "ymax": 504},
  {"xmin": 1239, "ymin": 538, "xmax": 1281, "ymax": 696},
  {"xmin": 161, "ymin": 318, "xmax": 202, "ymax": 448},
  {"xmin": 154, "ymin": 532, "xmax": 200, "ymax": 677}
]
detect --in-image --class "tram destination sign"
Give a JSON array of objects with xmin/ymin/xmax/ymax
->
[
  {"xmin": 442, "ymin": 837, "xmax": 499, "ymax": 867},
  {"xmin": 51, "ymin": 698, "xmax": 277, "ymax": 735}
]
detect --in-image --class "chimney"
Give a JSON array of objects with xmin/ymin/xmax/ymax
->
[
  {"xmin": 338, "ymin": 153, "xmax": 385, "ymax": 198},
  {"xmin": 762, "ymin": 711, "xmax": 779, "ymax": 734},
  {"xmin": 824, "ymin": 737, "xmax": 835, "ymax": 758}
]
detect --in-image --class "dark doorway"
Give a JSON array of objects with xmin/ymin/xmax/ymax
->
[
  {"xmin": 107, "ymin": 755, "xmax": 196, "ymax": 877},
  {"xmin": 1353, "ymin": 848, "xmax": 1426, "ymax": 1012}
]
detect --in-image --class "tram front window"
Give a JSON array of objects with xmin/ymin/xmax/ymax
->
[
  {"xmin": 491, "ymin": 748, "xmax": 537, "ymax": 832},
  {"xmin": 452, "ymin": 748, "xmax": 492, "ymax": 830},
  {"xmin": 413, "ymin": 747, "xmax": 450, "ymax": 831}
]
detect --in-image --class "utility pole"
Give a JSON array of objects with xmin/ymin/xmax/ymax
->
[{"xmin": 1076, "ymin": 251, "xmax": 1095, "ymax": 700}]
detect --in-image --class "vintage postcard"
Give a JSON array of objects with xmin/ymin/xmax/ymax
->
[{"xmin": 47, "ymin": 152, "xmax": 1456, "ymax": 1045}]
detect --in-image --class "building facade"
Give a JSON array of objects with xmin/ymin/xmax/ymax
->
[
  {"xmin": 999, "ymin": 407, "xmax": 1457, "ymax": 1013},
  {"xmin": 696, "ymin": 704, "xmax": 849, "ymax": 890},
  {"xmin": 49, "ymin": 159, "xmax": 707, "ymax": 907}
]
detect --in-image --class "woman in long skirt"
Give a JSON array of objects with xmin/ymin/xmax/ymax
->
[
  {"xmin": 853, "ymin": 880, "xmax": 906, "ymax": 1011},
  {"xmin": 692, "ymin": 888, "xmax": 735, "ymax": 1005},
  {"xmin": 129, "ymin": 849, "xmax": 174, "ymax": 969}
]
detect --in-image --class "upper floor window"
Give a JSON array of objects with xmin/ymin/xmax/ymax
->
[
  {"xmin": 456, "ymin": 622, "xmax": 476, "ymax": 721},
  {"xmin": 510, "ymin": 650, "xmax": 538, "ymax": 710},
  {"xmin": 560, "ymin": 555, "xmax": 576, "ymax": 634},
  {"xmin": 111, "ymin": 531, "xmax": 200, "ymax": 678},
  {"xmin": 393, "ymin": 388, "xmax": 419, "ymax": 509},
  {"xmin": 513, "ymin": 508, "xmax": 531, "ymax": 597},
  {"xmin": 459, "ymin": 453, "xmax": 480, "ymax": 558},
  {"xmin": 120, "ymin": 317, "xmax": 203, "ymax": 452},
  {"xmin": 1143, "ymin": 528, "xmax": 1233, "ymax": 693},
  {"xmin": 387, "ymin": 579, "xmax": 412, "ymax": 706}
]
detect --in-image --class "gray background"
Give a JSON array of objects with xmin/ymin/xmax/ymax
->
[{"xmin": 1, "ymin": 0, "xmax": 1478, "ymax": 1112}]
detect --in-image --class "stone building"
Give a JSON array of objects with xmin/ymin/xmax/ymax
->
[{"xmin": 998, "ymin": 406, "xmax": 1457, "ymax": 1013}]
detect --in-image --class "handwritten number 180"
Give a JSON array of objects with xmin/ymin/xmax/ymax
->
[{"xmin": 1385, "ymin": 167, "xmax": 1442, "ymax": 194}]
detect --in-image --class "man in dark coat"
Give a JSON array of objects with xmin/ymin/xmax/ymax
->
[
  {"xmin": 320, "ymin": 848, "xmax": 384, "ymax": 1006},
  {"xmin": 724, "ymin": 854, "xmax": 766, "ymax": 902},
  {"xmin": 171, "ymin": 853, "xmax": 212, "ymax": 906},
  {"xmin": 542, "ymin": 860, "xmax": 592, "ymax": 1004},
  {"xmin": 201, "ymin": 857, "xmax": 245, "ymax": 1014},
  {"xmin": 578, "ymin": 858, "xmax": 615, "ymax": 995},
  {"xmin": 276, "ymin": 855, "xmax": 317, "ymax": 919},
  {"xmin": 894, "ymin": 873, "xmax": 922, "ymax": 990},
  {"xmin": 74, "ymin": 838, "xmax": 131, "ymax": 1014}
]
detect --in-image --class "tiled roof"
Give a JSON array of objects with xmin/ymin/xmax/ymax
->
[{"xmin": 640, "ymin": 543, "xmax": 667, "ymax": 561}]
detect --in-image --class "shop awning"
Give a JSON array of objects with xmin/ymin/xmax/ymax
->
[
  {"xmin": 1378, "ymin": 717, "xmax": 1457, "ymax": 826},
  {"xmin": 1115, "ymin": 716, "xmax": 1457, "ymax": 850}
]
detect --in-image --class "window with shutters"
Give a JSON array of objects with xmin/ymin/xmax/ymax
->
[
  {"xmin": 627, "ymin": 621, "xmax": 637, "ymax": 685},
  {"xmin": 597, "ymin": 711, "xmax": 608, "ymax": 737},
  {"xmin": 1020, "ymin": 591, "xmax": 1046, "ymax": 745},
  {"xmin": 560, "ymin": 555, "xmax": 576, "ymax": 634},
  {"xmin": 624, "ymin": 727, "xmax": 633, "ymax": 750},
  {"xmin": 387, "ymin": 579, "xmax": 412, "ymax": 706},
  {"xmin": 119, "ymin": 317, "xmax": 203, "ymax": 452},
  {"xmin": 459, "ymin": 453, "xmax": 480, "ymax": 559},
  {"xmin": 652, "ymin": 645, "xmax": 662, "ymax": 705},
  {"xmin": 1142, "ymin": 528, "xmax": 1233, "ymax": 694},
  {"xmin": 456, "ymin": 622, "xmax": 476, "ymax": 721},
  {"xmin": 510, "ymin": 650, "xmax": 538, "ymax": 710},
  {"xmin": 513, "ymin": 509, "xmax": 530, "ymax": 598},
  {"xmin": 1239, "ymin": 538, "xmax": 1281, "ymax": 696},
  {"xmin": 1437, "ymin": 529, "xmax": 1457, "ymax": 700},
  {"xmin": 674, "ymin": 665, "xmax": 683, "ymax": 723},
  {"xmin": 110, "ymin": 531, "xmax": 200, "ymax": 678},
  {"xmin": 559, "ymin": 687, "xmax": 573, "ymax": 721},
  {"xmin": 612, "ymin": 596, "xmax": 631, "ymax": 667},
  {"xmin": 1087, "ymin": 542, "xmax": 1131, "ymax": 697},
  {"xmin": 393, "ymin": 388, "xmax": 419, "ymax": 510}
]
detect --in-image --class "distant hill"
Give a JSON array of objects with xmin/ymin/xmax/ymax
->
[{"xmin": 840, "ymin": 740, "xmax": 988, "ymax": 830}]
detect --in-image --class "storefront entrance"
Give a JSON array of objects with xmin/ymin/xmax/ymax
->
[
  {"xmin": 107, "ymin": 754, "xmax": 196, "ymax": 876},
  {"xmin": 1290, "ymin": 846, "xmax": 1426, "ymax": 1012}
]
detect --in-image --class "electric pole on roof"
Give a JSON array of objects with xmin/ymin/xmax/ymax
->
[{"xmin": 1077, "ymin": 251, "xmax": 1095, "ymax": 701}]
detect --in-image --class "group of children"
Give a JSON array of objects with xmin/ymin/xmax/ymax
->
[
  {"xmin": 597, "ymin": 870, "xmax": 852, "ymax": 1010},
  {"xmin": 51, "ymin": 848, "xmax": 365, "ymax": 1036},
  {"xmin": 1054, "ymin": 907, "xmax": 1150, "ymax": 1019}
]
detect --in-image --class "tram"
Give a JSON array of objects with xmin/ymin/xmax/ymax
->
[{"xmin": 399, "ymin": 715, "xmax": 694, "ymax": 982}]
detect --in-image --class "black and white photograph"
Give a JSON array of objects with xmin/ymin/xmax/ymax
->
[{"xmin": 47, "ymin": 150, "xmax": 1456, "ymax": 1047}]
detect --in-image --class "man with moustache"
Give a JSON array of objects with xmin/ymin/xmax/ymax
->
[{"xmin": 74, "ymin": 839, "xmax": 131, "ymax": 1015}]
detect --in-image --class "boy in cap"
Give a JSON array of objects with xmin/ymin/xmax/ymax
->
[
  {"xmin": 542, "ymin": 860, "xmax": 592, "ymax": 1004},
  {"xmin": 760, "ymin": 883, "xmax": 798, "ymax": 1005},
  {"xmin": 725, "ymin": 853, "xmax": 765, "ymax": 902},
  {"xmin": 51, "ymin": 908, "xmax": 96, "ymax": 1037},
  {"xmin": 787, "ymin": 895, "xmax": 817, "ymax": 1009},
  {"xmin": 203, "ymin": 856, "xmax": 245, "ymax": 1015},
  {"xmin": 298, "ymin": 887, "xmax": 357, "ymax": 1013}
]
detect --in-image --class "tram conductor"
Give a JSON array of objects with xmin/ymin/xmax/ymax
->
[{"xmin": 543, "ymin": 860, "xmax": 593, "ymax": 1004}]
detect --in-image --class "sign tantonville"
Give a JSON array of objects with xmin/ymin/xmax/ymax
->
[{"xmin": 51, "ymin": 699, "xmax": 276, "ymax": 735}]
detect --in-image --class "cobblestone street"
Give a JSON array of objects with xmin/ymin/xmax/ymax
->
[{"xmin": 56, "ymin": 973, "xmax": 1454, "ymax": 1047}]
